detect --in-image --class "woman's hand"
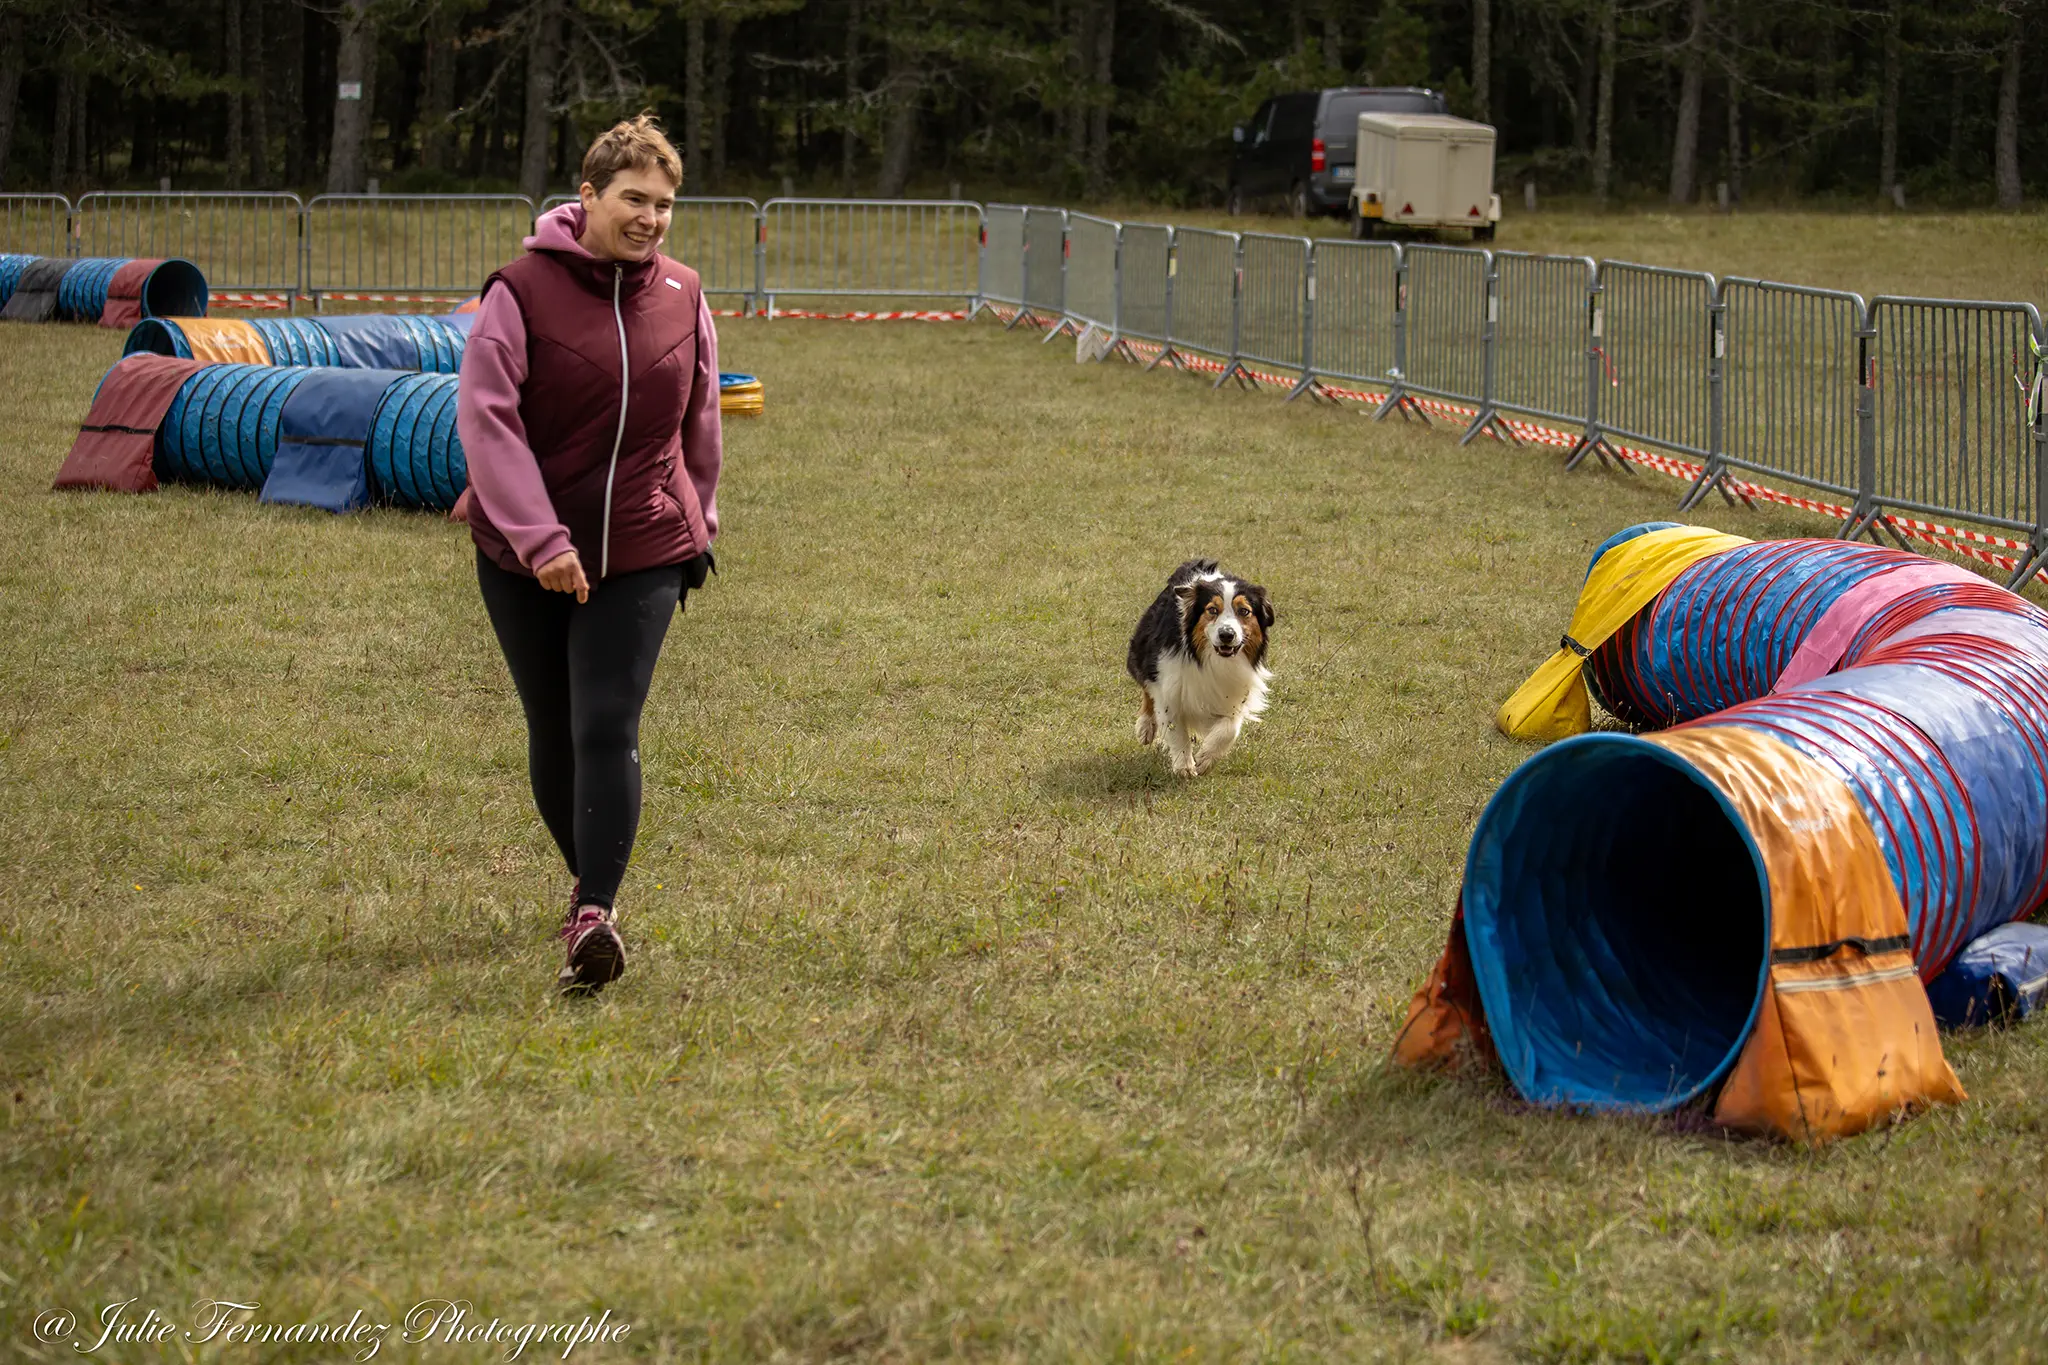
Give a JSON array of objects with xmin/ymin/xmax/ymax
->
[{"xmin": 536, "ymin": 549, "xmax": 590, "ymax": 603}]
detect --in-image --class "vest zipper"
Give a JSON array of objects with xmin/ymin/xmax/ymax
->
[{"xmin": 599, "ymin": 262, "xmax": 629, "ymax": 580}]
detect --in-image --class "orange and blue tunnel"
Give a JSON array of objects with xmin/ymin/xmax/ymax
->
[{"xmin": 1401, "ymin": 524, "xmax": 2048, "ymax": 1141}]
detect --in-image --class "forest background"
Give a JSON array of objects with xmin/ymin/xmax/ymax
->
[{"xmin": 0, "ymin": 0, "xmax": 2037, "ymax": 214}]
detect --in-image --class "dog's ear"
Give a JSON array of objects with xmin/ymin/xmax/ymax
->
[{"xmin": 1174, "ymin": 583, "xmax": 1198, "ymax": 615}]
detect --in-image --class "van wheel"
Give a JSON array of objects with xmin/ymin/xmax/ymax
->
[
  {"xmin": 1225, "ymin": 184, "xmax": 1244, "ymax": 217},
  {"xmin": 1287, "ymin": 182, "xmax": 1309, "ymax": 218},
  {"xmin": 1351, "ymin": 214, "xmax": 1377, "ymax": 241}
]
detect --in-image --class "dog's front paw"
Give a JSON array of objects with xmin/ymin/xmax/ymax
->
[
  {"xmin": 1135, "ymin": 712, "xmax": 1157, "ymax": 746},
  {"xmin": 1171, "ymin": 754, "xmax": 1201, "ymax": 778}
]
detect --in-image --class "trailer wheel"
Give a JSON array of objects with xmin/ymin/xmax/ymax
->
[
  {"xmin": 1351, "ymin": 214, "xmax": 1377, "ymax": 241},
  {"xmin": 1287, "ymin": 182, "xmax": 1309, "ymax": 218},
  {"xmin": 1475, "ymin": 223, "xmax": 1497, "ymax": 243}
]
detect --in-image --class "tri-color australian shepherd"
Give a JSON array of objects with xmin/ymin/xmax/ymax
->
[{"xmin": 1125, "ymin": 560, "xmax": 1275, "ymax": 777}]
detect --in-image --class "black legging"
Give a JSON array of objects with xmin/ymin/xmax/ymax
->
[{"xmin": 476, "ymin": 550, "xmax": 696, "ymax": 909}]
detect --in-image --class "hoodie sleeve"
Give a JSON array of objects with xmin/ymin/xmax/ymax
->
[
  {"xmin": 456, "ymin": 282, "xmax": 575, "ymax": 571},
  {"xmin": 677, "ymin": 289, "xmax": 724, "ymax": 541}
]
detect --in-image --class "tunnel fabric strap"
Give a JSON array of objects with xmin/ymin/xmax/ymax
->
[
  {"xmin": 175, "ymin": 318, "xmax": 271, "ymax": 365},
  {"xmin": 1648, "ymin": 726, "xmax": 1963, "ymax": 1143},
  {"xmin": 1770, "ymin": 935, "xmax": 1911, "ymax": 964},
  {"xmin": 1498, "ymin": 526, "xmax": 1751, "ymax": 741}
]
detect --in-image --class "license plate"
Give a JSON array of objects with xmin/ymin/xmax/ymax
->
[{"xmin": 1333, "ymin": 165, "xmax": 1354, "ymax": 182}]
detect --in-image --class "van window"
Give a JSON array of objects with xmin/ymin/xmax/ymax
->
[
  {"xmin": 1248, "ymin": 99, "xmax": 1276, "ymax": 145},
  {"xmin": 1322, "ymin": 91, "xmax": 1446, "ymax": 136},
  {"xmin": 1273, "ymin": 95, "xmax": 1317, "ymax": 143}
]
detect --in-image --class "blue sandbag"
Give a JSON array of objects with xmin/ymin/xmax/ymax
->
[
  {"xmin": 158, "ymin": 364, "xmax": 313, "ymax": 489},
  {"xmin": 367, "ymin": 373, "xmax": 466, "ymax": 510},
  {"xmin": 261, "ymin": 369, "xmax": 410, "ymax": 514},
  {"xmin": 313, "ymin": 314, "xmax": 422, "ymax": 370},
  {"xmin": 252, "ymin": 317, "xmax": 342, "ymax": 367},
  {"xmin": 1926, "ymin": 922, "xmax": 2048, "ymax": 1027}
]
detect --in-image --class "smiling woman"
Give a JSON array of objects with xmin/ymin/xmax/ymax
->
[{"xmin": 455, "ymin": 114, "xmax": 723, "ymax": 996}]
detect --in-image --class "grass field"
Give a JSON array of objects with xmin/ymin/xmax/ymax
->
[{"xmin": 4, "ymin": 295, "xmax": 2048, "ymax": 1363}]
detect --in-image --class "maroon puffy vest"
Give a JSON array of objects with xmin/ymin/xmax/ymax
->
[{"xmin": 467, "ymin": 246, "xmax": 708, "ymax": 579}]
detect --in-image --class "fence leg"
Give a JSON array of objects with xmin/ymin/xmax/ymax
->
[{"xmin": 2011, "ymin": 346, "xmax": 2048, "ymax": 589}]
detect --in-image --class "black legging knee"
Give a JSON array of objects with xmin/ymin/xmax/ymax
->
[{"xmin": 476, "ymin": 551, "xmax": 689, "ymax": 909}]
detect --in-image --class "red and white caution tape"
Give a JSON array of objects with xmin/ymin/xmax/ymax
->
[
  {"xmin": 208, "ymin": 292, "xmax": 293, "ymax": 311},
  {"xmin": 761, "ymin": 307, "xmax": 968, "ymax": 322}
]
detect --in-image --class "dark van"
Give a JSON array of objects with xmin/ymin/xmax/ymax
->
[{"xmin": 1228, "ymin": 86, "xmax": 1449, "ymax": 217}]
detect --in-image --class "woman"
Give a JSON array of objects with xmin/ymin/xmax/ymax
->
[{"xmin": 458, "ymin": 115, "xmax": 722, "ymax": 994}]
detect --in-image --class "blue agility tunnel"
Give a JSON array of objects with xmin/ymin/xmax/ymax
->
[
  {"xmin": 140, "ymin": 361, "xmax": 467, "ymax": 512},
  {"xmin": 262, "ymin": 368, "xmax": 419, "ymax": 513},
  {"xmin": 157, "ymin": 364, "xmax": 314, "ymax": 489}
]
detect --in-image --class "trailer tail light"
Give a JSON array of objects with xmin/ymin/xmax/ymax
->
[{"xmin": 1311, "ymin": 139, "xmax": 1326, "ymax": 174}]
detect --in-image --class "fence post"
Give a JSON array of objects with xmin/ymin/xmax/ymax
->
[
  {"xmin": 1373, "ymin": 245, "xmax": 1421, "ymax": 421},
  {"xmin": 1564, "ymin": 269, "xmax": 1618, "ymax": 470},
  {"xmin": 1679, "ymin": 285, "xmax": 1733, "ymax": 510},
  {"xmin": 1214, "ymin": 234, "xmax": 1249, "ymax": 389},
  {"xmin": 753, "ymin": 206, "xmax": 768, "ymax": 317},
  {"xmin": 1287, "ymin": 243, "xmax": 1320, "ymax": 401},
  {"xmin": 1459, "ymin": 252, "xmax": 1506, "ymax": 444},
  {"xmin": 1840, "ymin": 304, "xmax": 1883, "ymax": 543},
  {"xmin": 1041, "ymin": 210, "xmax": 1080, "ymax": 342},
  {"xmin": 973, "ymin": 206, "xmax": 987, "ymax": 320},
  {"xmin": 2010, "ymin": 317, "xmax": 2048, "ymax": 587},
  {"xmin": 1107, "ymin": 223, "xmax": 1136, "ymax": 362},
  {"xmin": 1146, "ymin": 228, "xmax": 1182, "ymax": 371}
]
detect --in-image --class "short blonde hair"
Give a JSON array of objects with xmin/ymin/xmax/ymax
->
[{"xmin": 581, "ymin": 115, "xmax": 683, "ymax": 196}]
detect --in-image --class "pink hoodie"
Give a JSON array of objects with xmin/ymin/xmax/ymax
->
[{"xmin": 458, "ymin": 203, "xmax": 722, "ymax": 573}]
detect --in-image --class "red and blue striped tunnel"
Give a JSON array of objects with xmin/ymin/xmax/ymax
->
[{"xmin": 1462, "ymin": 531, "xmax": 2048, "ymax": 1113}]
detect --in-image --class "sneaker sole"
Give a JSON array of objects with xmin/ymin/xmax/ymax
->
[{"xmin": 560, "ymin": 924, "xmax": 626, "ymax": 994}]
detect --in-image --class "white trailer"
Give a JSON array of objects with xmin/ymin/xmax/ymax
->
[{"xmin": 1348, "ymin": 113, "xmax": 1502, "ymax": 241}]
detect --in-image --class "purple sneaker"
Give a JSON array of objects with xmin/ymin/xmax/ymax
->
[{"xmin": 559, "ymin": 904, "xmax": 626, "ymax": 994}]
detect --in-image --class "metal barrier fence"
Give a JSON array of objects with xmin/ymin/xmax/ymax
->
[
  {"xmin": 1166, "ymin": 228, "xmax": 1239, "ymax": 376},
  {"xmin": 981, "ymin": 204, "xmax": 1027, "ymax": 313},
  {"xmin": 1491, "ymin": 252, "xmax": 1596, "ymax": 431},
  {"xmin": 1868, "ymin": 297, "xmax": 2045, "ymax": 538},
  {"xmin": 1398, "ymin": 245, "xmax": 1489, "ymax": 415},
  {"xmin": 1020, "ymin": 206, "xmax": 1068, "ymax": 328},
  {"xmin": 1064, "ymin": 213, "xmax": 1119, "ymax": 336},
  {"xmin": 13, "ymin": 188, "xmax": 2048, "ymax": 583},
  {"xmin": 1306, "ymin": 240, "xmax": 1399, "ymax": 397},
  {"xmin": 1717, "ymin": 280, "xmax": 1868, "ymax": 502},
  {"xmin": 303, "ymin": 194, "xmax": 535, "ymax": 302},
  {"xmin": 1119, "ymin": 223, "xmax": 1173, "ymax": 347},
  {"xmin": 0, "ymin": 194, "xmax": 75, "ymax": 258},
  {"xmin": 1587, "ymin": 262, "xmax": 1718, "ymax": 466},
  {"xmin": 760, "ymin": 198, "xmax": 981, "ymax": 314},
  {"xmin": 74, "ymin": 191, "xmax": 303, "ymax": 296},
  {"xmin": 1238, "ymin": 233, "xmax": 1310, "ymax": 384}
]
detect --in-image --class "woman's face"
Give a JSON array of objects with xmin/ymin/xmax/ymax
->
[{"xmin": 578, "ymin": 166, "xmax": 677, "ymax": 263}]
